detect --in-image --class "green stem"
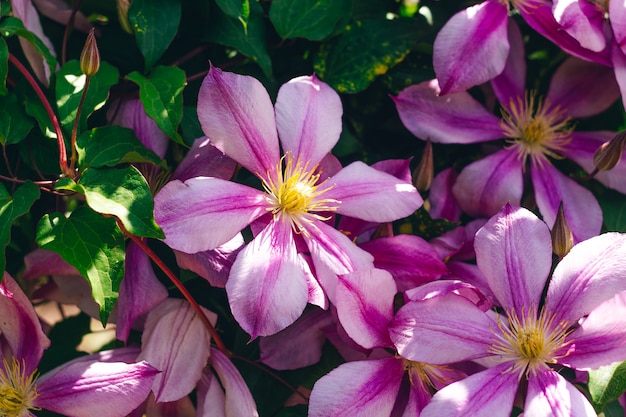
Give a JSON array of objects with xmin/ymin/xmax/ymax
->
[{"xmin": 69, "ymin": 76, "xmax": 90, "ymax": 172}]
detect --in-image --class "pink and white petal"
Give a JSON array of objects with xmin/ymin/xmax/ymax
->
[
  {"xmin": 371, "ymin": 158, "xmax": 413, "ymax": 183},
  {"xmin": 0, "ymin": 272, "xmax": 49, "ymax": 372},
  {"xmin": 452, "ymin": 149, "xmax": 524, "ymax": 218},
  {"xmin": 446, "ymin": 261, "xmax": 496, "ymax": 308},
  {"xmin": 389, "ymin": 294, "xmax": 493, "ymax": 364},
  {"xmin": 309, "ymin": 357, "xmax": 405, "ymax": 417},
  {"xmin": 326, "ymin": 161, "xmax": 422, "ymax": 222},
  {"xmin": 428, "ymin": 168, "xmax": 462, "ymax": 222},
  {"xmin": 303, "ymin": 253, "xmax": 328, "ymax": 308},
  {"xmin": 404, "ymin": 279, "xmax": 492, "ymax": 312},
  {"xmin": 611, "ymin": 1, "xmax": 626, "ymax": 55},
  {"xmin": 525, "ymin": 370, "xmax": 596, "ymax": 417},
  {"xmin": 336, "ymin": 269, "xmax": 397, "ymax": 349},
  {"xmin": 32, "ymin": 0, "xmax": 92, "ymax": 32},
  {"xmin": 174, "ymin": 234, "xmax": 244, "ymax": 288},
  {"xmin": 491, "ymin": 20, "xmax": 526, "ymax": 106},
  {"xmin": 531, "ymin": 162, "xmax": 602, "ymax": 243},
  {"xmin": 197, "ymin": 370, "xmax": 227, "ymax": 417},
  {"xmin": 197, "ymin": 66, "xmax": 279, "ymax": 175},
  {"xmin": 420, "ymin": 363, "xmax": 519, "ymax": 417},
  {"xmin": 552, "ymin": 0, "xmax": 606, "ymax": 52},
  {"xmin": 546, "ymin": 57, "xmax": 619, "ymax": 118},
  {"xmin": 561, "ymin": 291, "xmax": 626, "ymax": 370},
  {"xmin": 35, "ymin": 354, "xmax": 158, "ymax": 417},
  {"xmin": 475, "ymin": 204, "xmax": 551, "ymax": 313},
  {"xmin": 260, "ymin": 308, "xmax": 334, "ymax": 370},
  {"xmin": 171, "ymin": 137, "xmax": 237, "ymax": 182},
  {"xmin": 138, "ymin": 299, "xmax": 215, "ymax": 402},
  {"xmin": 209, "ymin": 348, "xmax": 259, "ymax": 417},
  {"xmin": 393, "ymin": 80, "xmax": 504, "ymax": 144},
  {"xmin": 276, "ymin": 75, "xmax": 342, "ymax": 165},
  {"xmin": 547, "ymin": 232, "xmax": 626, "ymax": 325},
  {"xmin": 22, "ymin": 248, "xmax": 80, "ymax": 279},
  {"xmin": 432, "ymin": 0, "xmax": 510, "ymax": 94},
  {"xmin": 226, "ymin": 220, "xmax": 308, "ymax": 338},
  {"xmin": 612, "ymin": 45, "xmax": 626, "ymax": 114},
  {"xmin": 402, "ymin": 383, "xmax": 432, "ymax": 417},
  {"xmin": 116, "ymin": 242, "xmax": 169, "ymax": 342},
  {"xmin": 154, "ymin": 177, "xmax": 267, "ymax": 253}
]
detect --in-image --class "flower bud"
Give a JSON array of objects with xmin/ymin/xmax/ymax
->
[
  {"xmin": 117, "ymin": 0, "xmax": 134, "ymax": 34},
  {"xmin": 413, "ymin": 140, "xmax": 433, "ymax": 192},
  {"xmin": 551, "ymin": 201, "xmax": 573, "ymax": 258},
  {"xmin": 80, "ymin": 28, "xmax": 100, "ymax": 76},
  {"xmin": 593, "ymin": 130, "xmax": 626, "ymax": 172}
]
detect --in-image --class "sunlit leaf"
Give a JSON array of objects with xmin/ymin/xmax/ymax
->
[
  {"xmin": 589, "ymin": 361, "xmax": 626, "ymax": 413},
  {"xmin": 270, "ymin": 0, "xmax": 351, "ymax": 40}
]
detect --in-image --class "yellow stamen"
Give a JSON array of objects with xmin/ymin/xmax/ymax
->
[
  {"xmin": 400, "ymin": 357, "xmax": 454, "ymax": 393},
  {"xmin": 0, "ymin": 357, "xmax": 40, "ymax": 417}
]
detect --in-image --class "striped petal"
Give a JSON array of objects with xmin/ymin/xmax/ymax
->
[{"xmin": 524, "ymin": 370, "xmax": 596, "ymax": 417}]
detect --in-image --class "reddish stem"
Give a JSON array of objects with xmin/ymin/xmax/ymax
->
[{"xmin": 69, "ymin": 76, "xmax": 90, "ymax": 172}]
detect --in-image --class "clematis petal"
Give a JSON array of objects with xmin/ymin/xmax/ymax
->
[
  {"xmin": 197, "ymin": 370, "xmax": 227, "ymax": 417},
  {"xmin": 275, "ymin": 75, "xmax": 342, "ymax": 166},
  {"xmin": 154, "ymin": 177, "xmax": 267, "ymax": 253},
  {"xmin": 0, "ymin": 272, "xmax": 49, "ymax": 372},
  {"xmin": 546, "ymin": 232, "xmax": 626, "ymax": 325},
  {"xmin": 23, "ymin": 248, "xmax": 80, "ymax": 278},
  {"xmin": 531, "ymin": 162, "xmax": 602, "ymax": 243},
  {"xmin": 432, "ymin": 0, "xmax": 509, "ymax": 94},
  {"xmin": 393, "ymin": 79, "xmax": 504, "ymax": 144},
  {"xmin": 32, "ymin": 0, "xmax": 92, "ymax": 32},
  {"xmin": 610, "ymin": 0, "xmax": 626, "ymax": 55},
  {"xmin": 309, "ymin": 357, "xmax": 405, "ymax": 417},
  {"xmin": 35, "ymin": 351, "xmax": 158, "ymax": 417},
  {"xmin": 404, "ymin": 280, "xmax": 492, "ymax": 313},
  {"xmin": 475, "ymin": 204, "xmax": 551, "ymax": 314},
  {"xmin": 226, "ymin": 220, "xmax": 308, "ymax": 338},
  {"xmin": 552, "ymin": 0, "xmax": 606, "ymax": 52},
  {"xmin": 428, "ymin": 167, "xmax": 461, "ymax": 221},
  {"xmin": 561, "ymin": 292, "xmax": 626, "ymax": 370},
  {"xmin": 138, "ymin": 298, "xmax": 215, "ymax": 402},
  {"xmin": 326, "ymin": 161, "xmax": 422, "ymax": 222},
  {"xmin": 546, "ymin": 57, "xmax": 619, "ymax": 119},
  {"xmin": 389, "ymin": 294, "xmax": 493, "ymax": 364},
  {"xmin": 171, "ymin": 137, "xmax": 237, "ymax": 182},
  {"xmin": 612, "ymin": 45, "xmax": 626, "ymax": 111},
  {"xmin": 420, "ymin": 363, "xmax": 519, "ymax": 417},
  {"xmin": 207, "ymin": 348, "xmax": 259, "ymax": 417},
  {"xmin": 524, "ymin": 370, "xmax": 596, "ymax": 416},
  {"xmin": 452, "ymin": 149, "xmax": 524, "ymax": 218},
  {"xmin": 197, "ymin": 66, "xmax": 279, "ymax": 175},
  {"xmin": 491, "ymin": 20, "xmax": 526, "ymax": 106}
]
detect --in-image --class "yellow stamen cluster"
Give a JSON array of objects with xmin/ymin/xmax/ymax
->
[
  {"xmin": 401, "ymin": 358, "xmax": 453, "ymax": 393},
  {"xmin": 262, "ymin": 153, "xmax": 339, "ymax": 234},
  {"xmin": 489, "ymin": 307, "xmax": 571, "ymax": 378},
  {"xmin": 500, "ymin": 92, "xmax": 574, "ymax": 169},
  {"xmin": 0, "ymin": 357, "xmax": 40, "ymax": 417}
]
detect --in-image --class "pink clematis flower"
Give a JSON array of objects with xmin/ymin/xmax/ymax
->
[
  {"xmin": 0, "ymin": 272, "xmax": 158, "ymax": 417},
  {"xmin": 154, "ymin": 67, "xmax": 423, "ymax": 338},
  {"xmin": 394, "ymin": 24, "xmax": 622, "ymax": 242},
  {"xmin": 389, "ymin": 204, "xmax": 626, "ymax": 416}
]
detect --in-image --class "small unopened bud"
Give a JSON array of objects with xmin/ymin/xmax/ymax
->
[
  {"xmin": 593, "ymin": 130, "xmax": 626, "ymax": 172},
  {"xmin": 80, "ymin": 28, "xmax": 100, "ymax": 76},
  {"xmin": 413, "ymin": 140, "xmax": 434, "ymax": 192},
  {"xmin": 551, "ymin": 201, "xmax": 573, "ymax": 258},
  {"xmin": 117, "ymin": 0, "xmax": 134, "ymax": 34}
]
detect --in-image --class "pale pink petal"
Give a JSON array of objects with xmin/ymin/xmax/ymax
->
[
  {"xmin": 475, "ymin": 204, "xmax": 551, "ymax": 314},
  {"xmin": 531, "ymin": 162, "xmax": 602, "ymax": 243},
  {"xmin": 389, "ymin": 294, "xmax": 493, "ymax": 364},
  {"xmin": 402, "ymin": 383, "xmax": 432, "ymax": 417},
  {"xmin": 433, "ymin": 0, "xmax": 510, "ymax": 94},
  {"xmin": 32, "ymin": 0, "xmax": 92, "ymax": 32},
  {"xmin": 171, "ymin": 137, "xmax": 237, "ymax": 182},
  {"xmin": 197, "ymin": 66, "xmax": 279, "ymax": 175},
  {"xmin": 491, "ymin": 20, "xmax": 526, "ymax": 106},
  {"xmin": 23, "ymin": 248, "xmax": 80, "ymax": 278},
  {"xmin": 209, "ymin": 348, "xmax": 259, "ymax": 417},
  {"xmin": 561, "ymin": 292, "xmax": 626, "ymax": 370},
  {"xmin": 226, "ymin": 220, "xmax": 308, "ymax": 338},
  {"xmin": 552, "ymin": 0, "xmax": 606, "ymax": 52},
  {"xmin": 420, "ymin": 363, "xmax": 519, "ymax": 417},
  {"xmin": 428, "ymin": 168, "xmax": 461, "ymax": 221},
  {"xmin": 404, "ymin": 280, "xmax": 492, "ymax": 312},
  {"xmin": 371, "ymin": 158, "xmax": 413, "ymax": 183},
  {"xmin": 276, "ymin": 75, "xmax": 342, "ymax": 165},
  {"xmin": 309, "ymin": 357, "xmax": 405, "ymax": 417},
  {"xmin": 325, "ymin": 161, "xmax": 422, "ymax": 222},
  {"xmin": 35, "ymin": 351, "xmax": 158, "ymax": 417},
  {"xmin": 452, "ymin": 149, "xmax": 524, "ymax": 218},
  {"xmin": 610, "ymin": 0, "xmax": 626, "ymax": 55},
  {"xmin": 154, "ymin": 177, "xmax": 267, "ymax": 253},
  {"xmin": 197, "ymin": 370, "xmax": 227, "ymax": 417},
  {"xmin": 446, "ymin": 261, "xmax": 496, "ymax": 306},
  {"xmin": 0, "ymin": 272, "xmax": 49, "ymax": 372},
  {"xmin": 525, "ymin": 370, "xmax": 596, "ymax": 416},
  {"xmin": 547, "ymin": 232, "xmax": 626, "ymax": 325},
  {"xmin": 260, "ymin": 308, "xmax": 334, "ymax": 370},
  {"xmin": 393, "ymin": 79, "xmax": 504, "ymax": 144},
  {"xmin": 612, "ymin": 45, "xmax": 626, "ymax": 116},
  {"xmin": 138, "ymin": 299, "xmax": 215, "ymax": 402},
  {"xmin": 546, "ymin": 57, "xmax": 619, "ymax": 119}
]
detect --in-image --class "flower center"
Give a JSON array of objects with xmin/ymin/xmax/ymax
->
[
  {"xmin": 401, "ymin": 358, "xmax": 453, "ymax": 393},
  {"xmin": 262, "ymin": 153, "xmax": 339, "ymax": 234},
  {"xmin": 488, "ymin": 307, "xmax": 571, "ymax": 377},
  {"xmin": 0, "ymin": 358, "xmax": 39, "ymax": 417},
  {"xmin": 500, "ymin": 92, "xmax": 573, "ymax": 168}
]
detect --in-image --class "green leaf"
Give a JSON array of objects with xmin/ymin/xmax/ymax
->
[
  {"xmin": 0, "ymin": 93, "xmax": 34, "ymax": 145},
  {"xmin": 0, "ymin": 181, "xmax": 40, "ymax": 274},
  {"xmin": 56, "ymin": 60, "xmax": 119, "ymax": 133},
  {"xmin": 0, "ymin": 1, "xmax": 11, "ymax": 17},
  {"xmin": 128, "ymin": 0, "xmax": 181, "ymax": 71},
  {"xmin": 314, "ymin": 18, "xmax": 420, "ymax": 93},
  {"xmin": 78, "ymin": 166, "xmax": 164, "ymax": 239},
  {"xmin": 589, "ymin": 361, "xmax": 626, "ymax": 412},
  {"xmin": 77, "ymin": 126, "xmax": 162, "ymax": 169},
  {"xmin": 601, "ymin": 189, "xmax": 626, "ymax": 232},
  {"xmin": 0, "ymin": 17, "xmax": 57, "ymax": 76},
  {"xmin": 216, "ymin": 0, "xmax": 250, "ymax": 30},
  {"xmin": 36, "ymin": 206, "xmax": 125, "ymax": 325},
  {"xmin": 204, "ymin": 1, "xmax": 272, "ymax": 77},
  {"xmin": 270, "ymin": 0, "xmax": 351, "ymax": 41},
  {"xmin": 127, "ymin": 66, "xmax": 186, "ymax": 145},
  {"xmin": 0, "ymin": 37, "xmax": 7, "ymax": 95}
]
